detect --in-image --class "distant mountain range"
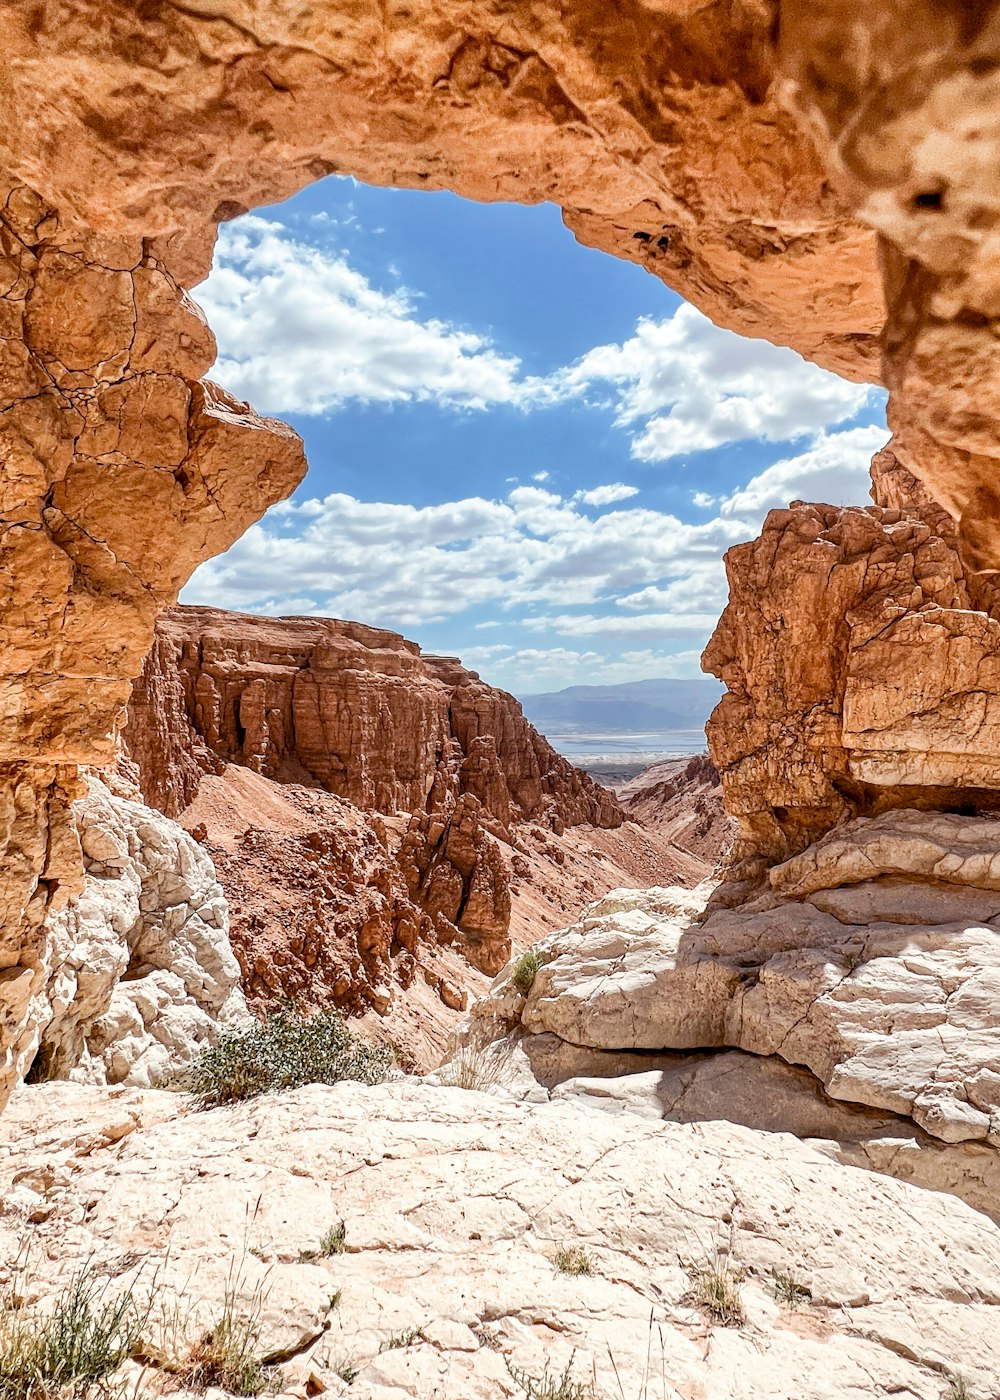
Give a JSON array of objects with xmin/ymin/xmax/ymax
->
[{"xmin": 518, "ymin": 677, "xmax": 723, "ymax": 735}]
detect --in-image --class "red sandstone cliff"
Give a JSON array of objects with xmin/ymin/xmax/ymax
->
[
  {"xmin": 126, "ymin": 607, "xmax": 621, "ymax": 833},
  {"xmin": 122, "ymin": 608, "xmax": 708, "ymax": 1062},
  {"xmin": 703, "ymin": 449, "xmax": 1000, "ymax": 891}
]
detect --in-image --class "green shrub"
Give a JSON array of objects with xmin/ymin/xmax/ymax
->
[
  {"xmin": 511, "ymin": 948, "xmax": 547, "ymax": 997},
  {"xmin": 0, "ymin": 1263, "xmax": 150, "ymax": 1400},
  {"xmin": 319, "ymin": 1221, "xmax": 347, "ymax": 1257},
  {"xmin": 299, "ymin": 1221, "xmax": 347, "ymax": 1262},
  {"xmin": 188, "ymin": 1008, "xmax": 394, "ymax": 1108},
  {"xmin": 380, "ymin": 1329, "xmax": 423, "ymax": 1351}
]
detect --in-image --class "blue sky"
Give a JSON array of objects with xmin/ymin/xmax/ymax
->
[{"xmin": 182, "ymin": 176, "xmax": 888, "ymax": 695}]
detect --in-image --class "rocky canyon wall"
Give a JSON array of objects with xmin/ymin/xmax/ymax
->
[
  {"xmin": 124, "ymin": 607, "xmax": 620, "ymax": 834},
  {"xmin": 0, "ymin": 180, "xmax": 305, "ymax": 1107},
  {"xmin": 116, "ymin": 607, "xmax": 673, "ymax": 1061},
  {"xmin": 703, "ymin": 449, "xmax": 1000, "ymax": 887}
]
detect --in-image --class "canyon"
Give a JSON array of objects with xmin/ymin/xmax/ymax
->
[
  {"xmin": 2, "ymin": 3, "xmax": 1000, "ymax": 1398},
  {"xmin": 116, "ymin": 605, "xmax": 711, "ymax": 1067}
]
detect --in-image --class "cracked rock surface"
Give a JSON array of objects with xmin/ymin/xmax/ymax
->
[
  {"xmin": 2, "ymin": 1078, "xmax": 1000, "ymax": 1399},
  {"xmin": 704, "ymin": 449, "xmax": 1000, "ymax": 881}
]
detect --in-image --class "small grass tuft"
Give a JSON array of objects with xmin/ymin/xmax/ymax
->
[
  {"xmin": 334, "ymin": 1360, "xmax": 359, "ymax": 1384},
  {"xmin": 769, "ymin": 1269, "xmax": 810, "ymax": 1309},
  {"xmin": 949, "ymin": 1379, "xmax": 976, "ymax": 1400},
  {"xmin": 187, "ymin": 1007, "xmax": 393, "ymax": 1108},
  {"xmin": 507, "ymin": 1352, "xmax": 594, "ymax": 1400},
  {"xmin": 685, "ymin": 1254, "xmax": 745, "ymax": 1328},
  {"xmin": 511, "ymin": 947, "xmax": 547, "ymax": 997},
  {"xmin": 380, "ymin": 1329, "xmax": 423, "ymax": 1352},
  {"xmin": 438, "ymin": 1042, "xmax": 511, "ymax": 1093},
  {"xmin": 554, "ymin": 1246, "xmax": 593, "ymax": 1277},
  {"xmin": 0, "ymin": 1261, "xmax": 151, "ymax": 1400},
  {"xmin": 297, "ymin": 1220, "xmax": 346, "ymax": 1264},
  {"xmin": 319, "ymin": 1221, "xmax": 347, "ymax": 1257},
  {"xmin": 148, "ymin": 1254, "xmax": 272, "ymax": 1397}
]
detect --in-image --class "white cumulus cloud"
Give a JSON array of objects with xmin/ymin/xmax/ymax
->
[
  {"xmin": 552, "ymin": 303, "xmax": 876, "ymax": 462},
  {"xmin": 719, "ymin": 424, "xmax": 889, "ymax": 523},
  {"xmin": 197, "ymin": 219, "xmax": 880, "ymax": 463},
  {"xmin": 573, "ymin": 483, "xmax": 639, "ymax": 506},
  {"xmin": 197, "ymin": 217, "xmax": 546, "ymax": 415}
]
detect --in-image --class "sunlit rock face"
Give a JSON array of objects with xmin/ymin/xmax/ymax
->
[
  {"xmin": 119, "ymin": 605, "xmax": 626, "ymax": 1000},
  {"xmin": 0, "ymin": 1, "xmax": 883, "ymax": 376},
  {"xmin": 124, "ymin": 607, "xmax": 620, "ymax": 834},
  {"xmin": 24, "ymin": 772, "xmax": 247, "ymax": 1090},
  {"xmin": 704, "ymin": 450, "xmax": 1000, "ymax": 883},
  {"xmin": 468, "ymin": 836, "xmax": 1000, "ymax": 1223},
  {"xmin": 778, "ymin": 0, "xmax": 1000, "ymax": 571}
]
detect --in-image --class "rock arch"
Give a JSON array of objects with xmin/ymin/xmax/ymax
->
[{"xmin": 1, "ymin": 0, "xmax": 999, "ymax": 1104}]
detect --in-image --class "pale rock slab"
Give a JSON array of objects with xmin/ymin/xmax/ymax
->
[
  {"xmin": 471, "ymin": 812, "xmax": 1000, "ymax": 1193},
  {"xmin": 2, "ymin": 1079, "xmax": 1000, "ymax": 1399}
]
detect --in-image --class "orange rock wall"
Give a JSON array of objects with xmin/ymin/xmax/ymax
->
[
  {"xmin": 704, "ymin": 451, "xmax": 1000, "ymax": 886},
  {"xmin": 124, "ymin": 606, "xmax": 622, "ymax": 833}
]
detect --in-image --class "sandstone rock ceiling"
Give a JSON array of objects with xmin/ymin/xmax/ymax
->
[{"xmin": 2, "ymin": 0, "xmax": 1000, "ymax": 1106}]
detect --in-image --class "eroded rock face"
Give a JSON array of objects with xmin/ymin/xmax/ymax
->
[
  {"xmin": 26, "ymin": 773, "xmax": 247, "ymax": 1089},
  {"xmin": 122, "ymin": 605, "xmax": 622, "ymax": 991},
  {"xmin": 0, "ymin": 178, "xmax": 305, "ymax": 1110},
  {"xmin": 0, "ymin": 2, "xmax": 884, "ymax": 379},
  {"xmin": 777, "ymin": 2, "xmax": 1000, "ymax": 572},
  {"xmin": 619, "ymin": 752, "xmax": 734, "ymax": 867},
  {"xmin": 3, "ymin": 1079, "xmax": 1000, "ymax": 1399},
  {"xmin": 704, "ymin": 449, "xmax": 1000, "ymax": 882},
  {"xmin": 2, "ymin": 4, "xmax": 1000, "ymax": 1115},
  {"xmin": 125, "ymin": 606, "xmax": 620, "ymax": 833},
  {"xmin": 188, "ymin": 767, "xmax": 480, "ymax": 1056},
  {"xmin": 471, "ymin": 805, "xmax": 1000, "ymax": 1218}
]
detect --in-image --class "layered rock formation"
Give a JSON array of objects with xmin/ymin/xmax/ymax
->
[
  {"xmin": 125, "ymin": 606, "xmax": 620, "ymax": 834},
  {"xmin": 4, "ymin": 1077, "xmax": 1000, "ymax": 1400},
  {"xmin": 115, "ymin": 607, "xmax": 712, "ymax": 1066},
  {"xmin": 123, "ymin": 605, "xmax": 623, "ymax": 992},
  {"xmin": 705, "ymin": 449, "xmax": 1000, "ymax": 885},
  {"xmin": 469, "ymin": 800, "xmax": 1000, "ymax": 1223},
  {"xmin": 1, "ymin": 3, "xmax": 999, "ymax": 1112}
]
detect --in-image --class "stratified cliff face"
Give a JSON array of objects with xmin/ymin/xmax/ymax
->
[
  {"xmin": 704, "ymin": 449, "xmax": 1000, "ymax": 885},
  {"xmin": 119, "ymin": 607, "xmax": 628, "ymax": 1031},
  {"xmin": 125, "ymin": 606, "xmax": 622, "ymax": 834}
]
